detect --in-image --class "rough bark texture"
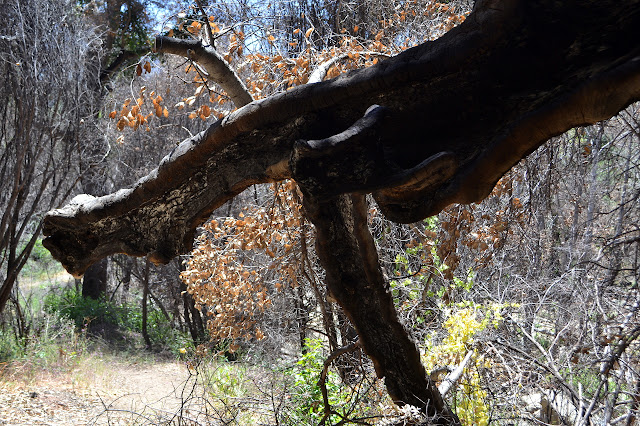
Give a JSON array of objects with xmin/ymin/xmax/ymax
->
[
  {"xmin": 42, "ymin": 0, "xmax": 640, "ymax": 421},
  {"xmin": 154, "ymin": 36, "xmax": 253, "ymax": 108},
  {"xmin": 303, "ymin": 193, "xmax": 459, "ymax": 423},
  {"xmin": 43, "ymin": 1, "xmax": 640, "ymax": 277}
]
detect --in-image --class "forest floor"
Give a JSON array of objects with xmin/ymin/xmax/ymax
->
[{"xmin": 0, "ymin": 353, "xmax": 193, "ymax": 425}]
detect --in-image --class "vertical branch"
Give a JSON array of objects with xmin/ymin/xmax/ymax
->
[
  {"xmin": 302, "ymin": 192, "xmax": 459, "ymax": 424},
  {"xmin": 142, "ymin": 259, "xmax": 152, "ymax": 349}
]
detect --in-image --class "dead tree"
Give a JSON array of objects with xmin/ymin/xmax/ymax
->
[{"xmin": 42, "ymin": 1, "xmax": 640, "ymax": 422}]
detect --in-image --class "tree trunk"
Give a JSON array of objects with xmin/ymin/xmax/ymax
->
[
  {"xmin": 82, "ymin": 259, "xmax": 108, "ymax": 300},
  {"xmin": 303, "ymin": 193, "xmax": 459, "ymax": 422},
  {"xmin": 142, "ymin": 259, "xmax": 152, "ymax": 349},
  {"xmin": 121, "ymin": 257, "xmax": 132, "ymax": 304},
  {"xmin": 181, "ymin": 281, "xmax": 206, "ymax": 345}
]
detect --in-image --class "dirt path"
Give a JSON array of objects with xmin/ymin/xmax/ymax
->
[
  {"xmin": 0, "ymin": 359, "xmax": 194, "ymax": 425},
  {"xmin": 97, "ymin": 361, "xmax": 193, "ymax": 419}
]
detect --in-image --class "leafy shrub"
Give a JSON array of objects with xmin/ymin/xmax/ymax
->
[
  {"xmin": 44, "ymin": 289, "xmax": 117, "ymax": 330},
  {"xmin": 281, "ymin": 338, "xmax": 382, "ymax": 425},
  {"xmin": 43, "ymin": 288, "xmax": 188, "ymax": 353}
]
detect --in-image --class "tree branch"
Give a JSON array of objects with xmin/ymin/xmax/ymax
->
[
  {"xmin": 154, "ymin": 36, "xmax": 252, "ymax": 108},
  {"xmin": 44, "ymin": 0, "xmax": 640, "ymax": 275},
  {"xmin": 308, "ymin": 52, "xmax": 391, "ymax": 84},
  {"xmin": 100, "ymin": 48, "xmax": 151, "ymax": 83},
  {"xmin": 438, "ymin": 350, "xmax": 474, "ymax": 396},
  {"xmin": 303, "ymin": 193, "xmax": 460, "ymax": 423},
  {"xmin": 317, "ymin": 339, "xmax": 361, "ymax": 424}
]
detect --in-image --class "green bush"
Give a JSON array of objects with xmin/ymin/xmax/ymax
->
[
  {"xmin": 43, "ymin": 288, "xmax": 190, "ymax": 354},
  {"xmin": 44, "ymin": 289, "xmax": 117, "ymax": 330},
  {"xmin": 281, "ymin": 338, "xmax": 375, "ymax": 425}
]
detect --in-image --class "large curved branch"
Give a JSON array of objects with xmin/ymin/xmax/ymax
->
[
  {"xmin": 154, "ymin": 36, "xmax": 253, "ymax": 108},
  {"xmin": 44, "ymin": 0, "xmax": 640, "ymax": 276}
]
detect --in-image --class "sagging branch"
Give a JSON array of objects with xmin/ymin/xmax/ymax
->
[
  {"xmin": 154, "ymin": 36, "xmax": 253, "ymax": 108},
  {"xmin": 302, "ymin": 192, "xmax": 460, "ymax": 424}
]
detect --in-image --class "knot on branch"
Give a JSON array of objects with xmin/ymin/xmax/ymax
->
[
  {"xmin": 292, "ymin": 105, "xmax": 458, "ymax": 219},
  {"xmin": 373, "ymin": 152, "xmax": 457, "ymax": 223},
  {"xmin": 292, "ymin": 105, "xmax": 392, "ymax": 199}
]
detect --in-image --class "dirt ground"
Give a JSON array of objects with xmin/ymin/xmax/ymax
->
[{"xmin": 0, "ymin": 359, "xmax": 194, "ymax": 425}]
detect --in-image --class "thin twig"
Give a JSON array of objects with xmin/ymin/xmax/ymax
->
[{"xmin": 318, "ymin": 339, "xmax": 362, "ymax": 425}]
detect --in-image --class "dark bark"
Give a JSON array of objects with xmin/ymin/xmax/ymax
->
[
  {"xmin": 43, "ymin": 1, "xmax": 640, "ymax": 277},
  {"xmin": 303, "ymin": 193, "xmax": 459, "ymax": 423},
  {"xmin": 120, "ymin": 256, "xmax": 132, "ymax": 303},
  {"xmin": 100, "ymin": 48, "xmax": 150, "ymax": 83},
  {"xmin": 181, "ymin": 281, "xmax": 206, "ymax": 344},
  {"xmin": 82, "ymin": 259, "xmax": 108, "ymax": 299}
]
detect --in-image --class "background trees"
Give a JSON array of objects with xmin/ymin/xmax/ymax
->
[{"xmin": 0, "ymin": 0, "xmax": 100, "ymax": 312}]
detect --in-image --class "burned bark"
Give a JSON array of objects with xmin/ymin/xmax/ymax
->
[
  {"xmin": 43, "ymin": 1, "xmax": 640, "ymax": 276},
  {"xmin": 303, "ymin": 193, "xmax": 459, "ymax": 423},
  {"xmin": 42, "ymin": 0, "xmax": 640, "ymax": 421}
]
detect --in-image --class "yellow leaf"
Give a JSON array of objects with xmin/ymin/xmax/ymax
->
[
  {"xmin": 305, "ymin": 27, "xmax": 314, "ymax": 38},
  {"xmin": 143, "ymin": 61, "xmax": 151, "ymax": 73},
  {"xmin": 353, "ymin": 25, "xmax": 359, "ymax": 32},
  {"xmin": 195, "ymin": 85, "xmax": 205, "ymax": 97},
  {"xmin": 163, "ymin": 107, "xmax": 169, "ymax": 118},
  {"xmin": 293, "ymin": 28, "xmax": 300, "ymax": 34}
]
